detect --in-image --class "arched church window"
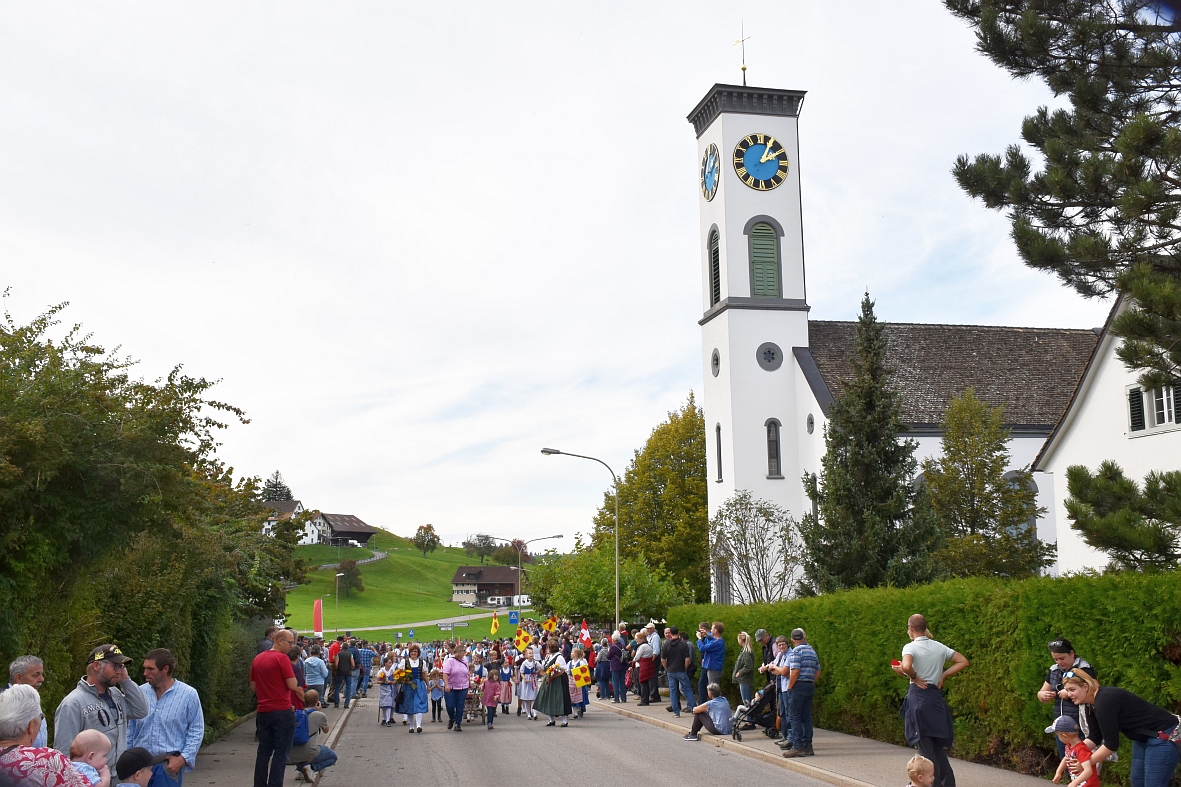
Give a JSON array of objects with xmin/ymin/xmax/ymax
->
[
  {"xmin": 715, "ymin": 424, "xmax": 723, "ymax": 482},
  {"xmin": 749, "ymin": 222, "xmax": 780, "ymax": 297},
  {"xmin": 709, "ymin": 229, "xmax": 721, "ymax": 306},
  {"xmin": 766, "ymin": 419, "xmax": 783, "ymax": 478}
]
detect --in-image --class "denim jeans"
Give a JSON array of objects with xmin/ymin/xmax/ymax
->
[
  {"xmin": 738, "ymin": 683, "xmax": 753, "ymax": 706},
  {"xmin": 331, "ymin": 673, "xmax": 354, "ymax": 707},
  {"xmin": 308, "ymin": 746, "xmax": 337, "ymax": 773},
  {"xmin": 357, "ymin": 670, "xmax": 371, "ymax": 695},
  {"xmin": 666, "ymin": 671, "xmax": 696, "ymax": 715},
  {"xmin": 611, "ymin": 670, "xmax": 627, "ymax": 702},
  {"xmin": 597, "ymin": 676, "xmax": 611, "ymax": 699},
  {"xmin": 777, "ymin": 687, "xmax": 792, "ymax": 741},
  {"xmin": 151, "ymin": 763, "xmax": 181, "ymax": 787},
  {"xmin": 1131, "ymin": 733, "xmax": 1180, "ymax": 787},
  {"xmin": 254, "ymin": 710, "xmax": 294, "ymax": 787},
  {"xmin": 306, "ymin": 684, "xmax": 325, "ymax": 707},
  {"xmin": 789, "ymin": 680, "xmax": 815, "ymax": 750},
  {"xmin": 444, "ymin": 688, "xmax": 468, "ymax": 724},
  {"xmin": 486, "ymin": 704, "xmax": 496, "ymax": 725}
]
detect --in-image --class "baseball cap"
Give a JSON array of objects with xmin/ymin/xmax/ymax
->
[
  {"xmin": 1044, "ymin": 715, "xmax": 1080, "ymax": 734},
  {"xmin": 115, "ymin": 748, "xmax": 175, "ymax": 781},
  {"xmin": 790, "ymin": 628, "xmax": 806, "ymax": 641},
  {"xmin": 88, "ymin": 645, "xmax": 131, "ymax": 665}
]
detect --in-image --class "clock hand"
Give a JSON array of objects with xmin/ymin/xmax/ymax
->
[{"xmin": 759, "ymin": 137, "xmax": 779, "ymax": 164}]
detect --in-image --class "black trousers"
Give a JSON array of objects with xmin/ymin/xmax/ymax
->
[
  {"xmin": 916, "ymin": 736, "xmax": 956, "ymax": 787},
  {"xmin": 691, "ymin": 711, "xmax": 722, "ymax": 736},
  {"xmin": 254, "ymin": 709, "xmax": 294, "ymax": 787}
]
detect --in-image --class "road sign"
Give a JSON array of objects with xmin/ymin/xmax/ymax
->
[
  {"xmin": 453, "ymin": 622, "xmax": 469, "ymax": 627},
  {"xmin": 508, "ymin": 611, "xmax": 519, "ymax": 625},
  {"xmin": 438, "ymin": 623, "xmax": 453, "ymax": 631},
  {"xmin": 408, "ymin": 629, "xmax": 415, "ymax": 638},
  {"xmin": 396, "ymin": 632, "xmax": 402, "ymax": 639}
]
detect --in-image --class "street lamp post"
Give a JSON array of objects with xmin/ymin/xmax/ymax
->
[
  {"xmin": 541, "ymin": 447, "xmax": 620, "ymax": 628},
  {"xmin": 334, "ymin": 573, "xmax": 345, "ymax": 635},
  {"xmin": 489, "ymin": 534, "xmax": 563, "ymax": 618}
]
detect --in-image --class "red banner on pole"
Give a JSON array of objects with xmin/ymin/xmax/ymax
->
[{"xmin": 313, "ymin": 599, "xmax": 323, "ymax": 636}]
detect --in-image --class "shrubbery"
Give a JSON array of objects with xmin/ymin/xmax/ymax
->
[{"xmin": 668, "ymin": 572, "xmax": 1181, "ymax": 783}]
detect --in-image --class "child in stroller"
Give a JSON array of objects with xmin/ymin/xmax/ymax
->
[{"xmin": 732, "ymin": 685, "xmax": 779, "ymax": 740}]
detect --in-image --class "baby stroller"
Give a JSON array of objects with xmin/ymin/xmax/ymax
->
[
  {"xmin": 464, "ymin": 682, "xmax": 486, "ymax": 725},
  {"xmin": 732, "ymin": 687, "xmax": 779, "ymax": 740}
]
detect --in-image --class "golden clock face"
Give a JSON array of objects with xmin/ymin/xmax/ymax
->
[{"xmin": 733, "ymin": 133, "xmax": 789, "ymax": 191}]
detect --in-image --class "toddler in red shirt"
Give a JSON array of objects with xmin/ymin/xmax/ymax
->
[{"xmin": 1047, "ymin": 715, "xmax": 1098, "ymax": 787}]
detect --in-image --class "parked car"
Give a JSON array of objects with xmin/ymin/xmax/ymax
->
[{"xmin": 458, "ymin": 601, "xmax": 476, "ymax": 608}]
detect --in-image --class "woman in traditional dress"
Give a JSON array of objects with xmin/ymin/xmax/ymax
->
[
  {"xmin": 376, "ymin": 654, "xmax": 397, "ymax": 726},
  {"xmin": 567, "ymin": 646, "xmax": 588, "ymax": 718},
  {"xmin": 396, "ymin": 644, "xmax": 429, "ymax": 733},
  {"xmin": 516, "ymin": 646, "xmax": 540, "ymax": 720},
  {"xmin": 534, "ymin": 639, "xmax": 572, "ymax": 727}
]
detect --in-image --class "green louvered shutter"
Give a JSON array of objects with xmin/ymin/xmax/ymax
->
[
  {"xmin": 709, "ymin": 230, "xmax": 721, "ymax": 306},
  {"xmin": 749, "ymin": 223, "xmax": 780, "ymax": 297}
]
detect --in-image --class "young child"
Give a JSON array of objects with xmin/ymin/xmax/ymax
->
[
  {"xmin": 1047, "ymin": 715, "xmax": 1099, "ymax": 787},
  {"xmin": 427, "ymin": 668, "xmax": 446, "ymax": 723},
  {"xmin": 69, "ymin": 730, "xmax": 111, "ymax": 787},
  {"xmin": 482, "ymin": 669, "xmax": 502, "ymax": 730},
  {"xmin": 114, "ymin": 748, "xmax": 169, "ymax": 787},
  {"xmin": 376, "ymin": 655, "xmax": 396, "ymax": 726},
  {"xmin": 905, "ymin": 755, "xmax": 935, "ymax": 787},
  {"xmin": 497, "ymin": 658, "xmax": 513, "ymax": 714}
]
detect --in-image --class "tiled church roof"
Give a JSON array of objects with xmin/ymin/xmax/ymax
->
[{"xmin": 806, "ymin": 321, "xmax": 1100, "ymax": 430}]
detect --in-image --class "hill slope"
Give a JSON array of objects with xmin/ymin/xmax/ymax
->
[{"xmin": 284, "ymin": 530, "xmax": 505, "ymax": 631}]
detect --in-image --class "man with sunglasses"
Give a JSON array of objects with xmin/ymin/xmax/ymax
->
[
  {"xmin": 53, "ymin": 645, "xmax": 149, "ymax": 770},
  {"xmin": 1037, "ymin": 639, "xmax": 1097, "ymax": 758}
]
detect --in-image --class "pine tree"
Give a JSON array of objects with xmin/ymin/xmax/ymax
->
[
  {"xmin": 260, "ymin": 470, "xmax": 293, "ymax": 502},
  {"xmin": 923, "ymin": 389, "xmax": 1054, "ymax": 578},
  {"xmin": 1065, "ymin": 461, "xmax": 1181, "ymax": 571},
  {"xmin": 945, "ymin": 0, "xmax": 1181, "ymax": 388},
  {"xmin": 800, "ymin": 293, "xmax": 942, "ymax": 592}
]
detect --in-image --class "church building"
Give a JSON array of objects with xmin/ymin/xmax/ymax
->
[{"xmin": 689, "ymin": 83, "xmax": 1181, "ymax": 601}]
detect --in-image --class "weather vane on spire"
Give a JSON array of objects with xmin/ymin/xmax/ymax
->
[{"xmin": 733, "ymin": 21, "xmax": 751, "ymax": 86}]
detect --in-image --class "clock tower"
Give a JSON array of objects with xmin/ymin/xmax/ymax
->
[{"xmin": 689, "ymin": 84, "xmax": 810, "ymax": 602}]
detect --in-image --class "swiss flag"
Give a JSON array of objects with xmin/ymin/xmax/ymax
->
[{"xmin": 579, "ymin": 620, "xmax": 593, "ymax": 649}]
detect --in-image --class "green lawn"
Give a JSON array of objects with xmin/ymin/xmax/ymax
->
[
  {"xmin": 294, "ymin": 544, "xmax": 373, "ymax": 566},
  {"xmin": 337, "ymin": 614, "xmax": 529, "ymax": 644},
  {"xmin": 284, "ymin": 530, "xmax": 511, "ymax": 631}
]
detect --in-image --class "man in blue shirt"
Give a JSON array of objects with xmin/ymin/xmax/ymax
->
[
  {"xmin": 4, "ymin": 656, "xmax": 48, "ymax": 748},
  {"xmin": 127, "ymin": 649, "xmax": 204, "ymax": 786},
  {"xmin": 682, "ymin": 682, "xmax": 733, "ymax": 741},
  {"xmin": 694, "ymin": 622, "xmax": 725, "ymax": 704},
  {"xmin": 781, "ymin": 629, "xmax": 820, "ymax": 759},
  {"xmin": 354, "ymin": 642, "xmax": 376, "ymax": 698}
]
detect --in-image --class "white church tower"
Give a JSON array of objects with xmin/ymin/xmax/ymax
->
[{"xmin": 689, "ymin": 84, "xmax": 812, "ymax": 602}]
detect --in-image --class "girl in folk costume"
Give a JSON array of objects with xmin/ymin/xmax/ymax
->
[
  {"xmin": 395, "ymin": 644, "xmax": 430, "ymax": 733},
  {"xmin": 481, "ymin": 668, "xmax": 502, "ymax": 730},
  {"xmin": 534, "ymin": 639, "xmax": 573, "ymax": 727},
  {"xmin": 567, "ymin": 646, "xmax": 588, "ymax": 719},
  {"xmin": 516, "ymin": 646, "xmax": 540, "ymax": 720},
  {"xmin": 497, "ymin": 655, "xmax": 513, "ymax": 714},
  {"xmin": 377, "ymin": 655, "xmax": 397, "ymax": 726},
  {"xmin": 427, "ymin": 668, "xmax": 445, "ymax": 723}
]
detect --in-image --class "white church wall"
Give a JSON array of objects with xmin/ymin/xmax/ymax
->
[{"xmin": 1037, "ymin": 329, "xmax": 1181, "ymax": 575}]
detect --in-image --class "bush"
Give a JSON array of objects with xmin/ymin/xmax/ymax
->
[{"xmin": 668, "ymin": 572, "xmax": 1181, "ymax": 784}]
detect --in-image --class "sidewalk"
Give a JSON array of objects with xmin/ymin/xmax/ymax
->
[
  {"xmin": 592, "ymin": 696, "xmax": 1045, "ymax": 787},
  {"xmin": 188, "ymin": 695, "xmax": 358, "ymax": 787}
]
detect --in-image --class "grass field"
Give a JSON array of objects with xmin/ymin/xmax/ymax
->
[
  {"xmin": 334, "ymin": 613, "xmax": 537, "ymax": 644},
  {"xmin": 294, "ymin": 544, "xmax": 373, "ymax": 566},
  {"xmin": 284, "ymin": 530, "xmax": 513, "ymax": 631}
]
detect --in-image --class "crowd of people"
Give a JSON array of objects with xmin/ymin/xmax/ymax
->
[{"xmin": 1, "ymin": 612, "xmax": 1178, "ymax": 787}]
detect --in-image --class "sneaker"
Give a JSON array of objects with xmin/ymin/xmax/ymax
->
[
  {"xmin": 455, "ymin": 725, "xmax": 462, "ymax": 732},
  {"xmin": 299, "ymin": 765, "xmax": 314, "ymax": 782},
  {"xmin": 683, "ymin": 733, "xmax": 699, "ymax": 741},
  {"xmin": 447, "ymin": 720, "xmax": 454, "ymax": 730},
  {"xmin": 781, "ymin": 749, "xmax": 806, "ymax": 759},
  {"xmin": 665, "ymin": 706, "xmax": 675, "ymax": 713}
]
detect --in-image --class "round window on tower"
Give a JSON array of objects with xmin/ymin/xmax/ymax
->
[
  {"xmin": 807, "ymin": 414, "xmax": 815, "ymax": 434},
  {"xmin": 755, "ymin": 342, "xmax": 783, "ymax": 372},
  {"xmin": 711, "ymin": 349, "xmax": 721, "ymax": 377}
]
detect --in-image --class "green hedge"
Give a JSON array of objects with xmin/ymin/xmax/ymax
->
[{"xmin": 668, "ymin": 573, "xmax": 1181, "ymax": 784}]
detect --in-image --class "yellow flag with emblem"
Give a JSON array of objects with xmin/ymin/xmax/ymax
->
[
  {"xmin": 542, "ymin": 616, "xmax": 557, "ymax": 632},
  {"xmin": 514, "ymin": 627, "xmax": 532, "ymax": 652},
  {"xmin": 490, "ymin": 611, "xmax": 499, "ymax": 636},
  {"xmin": 571, "ymin": 663, "xmax": 592, "ymax": 687}
]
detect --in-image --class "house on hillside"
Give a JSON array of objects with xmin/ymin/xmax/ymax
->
[
  {"xmin": 260, "ymin": 500, "xmax": 326, "ymax": 546},
  {"xmin": 306, "ymin": 513, "xmax": 379, "ymax": 547},
  {"xmin": 451, "ymin": 565, "xmax": 520, "ymax": 604}
]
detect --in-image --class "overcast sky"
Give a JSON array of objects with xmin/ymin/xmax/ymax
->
[{"xmin": 1, "ymin": 2, "xmax": 1113, "ymax": 548}]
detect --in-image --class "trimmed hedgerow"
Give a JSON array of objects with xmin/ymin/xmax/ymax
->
[{"xmin": 668, "ymin": 573, "xmax": 1181, "ymax": 783}]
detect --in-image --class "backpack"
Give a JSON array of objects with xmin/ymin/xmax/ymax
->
[
  {"xmin": 292, "ymin": 709, "xmax": 311, "ymax": 746},
  {"xmin": 336, "ymin": 649, "xmax": 353, "ymax": 676}
]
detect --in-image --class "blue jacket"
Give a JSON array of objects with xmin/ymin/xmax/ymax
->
[{"xmin": 696, "ymin": 634, "xmax": 725, "ymax": 671}]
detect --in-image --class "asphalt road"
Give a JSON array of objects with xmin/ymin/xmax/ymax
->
[{"xmin": 317, "ymin": 702, "xmax": 829, "ymax": 787}]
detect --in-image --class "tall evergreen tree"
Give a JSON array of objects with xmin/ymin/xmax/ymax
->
[
  {"xmin": 800, "ymin": 293, "xmax": 941, "ymax": 592},
  {"xmin": 590, "ymin": 393, "xmax": 709, "ymax": 602},
  {"xmin": 1066, "ymin": 460, "xmax": 1181, "ymax": 571},
  {"xmin": 946, "ymin": 0, "xmax": 1181, "ymax": 388},
  {"xmin": 260, "ymin": 470, "xmax": 293, "ymax": 502},
  {"xmin": 923, "ymin": 389, "xmax": 1053, "ymax": 577}
]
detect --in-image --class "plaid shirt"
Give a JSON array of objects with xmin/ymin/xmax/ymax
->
[
  {"xmin": 355, "ymin": 648, "xmax": 376, "ymax": 672},
  {"xmin": 787, "ymin": 643, "xmax": 819, "ymax": 682}
]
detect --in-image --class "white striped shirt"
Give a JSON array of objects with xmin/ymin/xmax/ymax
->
[{"xmin": 127, "ymin": 680, "xmax": 204, "ymax": 770}]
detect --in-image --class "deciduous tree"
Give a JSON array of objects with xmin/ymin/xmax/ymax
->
[
  {"xmin": 709, "ymin": 491, "xmax": 801, "ymax": 604},
  {"xmin": 412, "ymin": 523, "xmax": 441, "ymax": 558},
  {"xmin": 1066, "ymin": 460, "xmax": 1181, "ymax": 571},
  {"xmin": 462, "ymin": 533, "xmax": 497, "ymax": 564},
  {"xmin": 338, "ymin": 559, "xmax": 364, "ymax": 596},
  {"xmin": 527, "ymin": 547, "xmax": 690, "ymax": 625}
]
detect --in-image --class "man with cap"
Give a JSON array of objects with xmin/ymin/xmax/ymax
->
[
  {"xmin": 4, "ymin": 656, "xmax": 48, "ymax": 748},
  {"xmin": 54, "ymin": 645, "xmax": 150, "ymax": 770},
  {"xmin": 781, "ymin": 628, "xmax": 820, "ymax": 759},
  {"xmin": 115, "ymin": 747, "xmax": 176, "ymax": 787}
]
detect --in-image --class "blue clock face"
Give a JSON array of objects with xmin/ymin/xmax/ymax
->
[
  {"xmin": 733, "ymin": 133, "xmax": 789, "ymax": 191},
  {"xmin": 700, "ymin": 144, "xmax": 719, "ymax": 201}
]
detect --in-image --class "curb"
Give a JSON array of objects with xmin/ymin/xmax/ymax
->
[{"xmin": 594, "ymin": 700, "xmax": 877, "ymax": 787}]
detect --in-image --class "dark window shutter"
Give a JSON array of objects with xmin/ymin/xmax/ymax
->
[
  {"xmin": 709, "ymin": 231, "xmax": 721, "ymax": 306},
  {"xmin": 767, "ymin": 422, "xmax": 780, "ymax": 476},
  {"xmin": 1129, "ymin": 388, "xmax": 1145, "ymax": 431},
  {"xmin": 715, "ymin": 424, "xmax": 723, "ymax": 482},
  {"xmin": 749, "ymin": 223, "xmax": 780, "ymax": 297}
]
